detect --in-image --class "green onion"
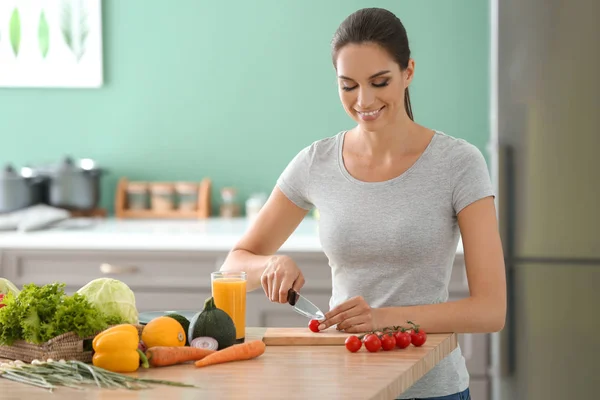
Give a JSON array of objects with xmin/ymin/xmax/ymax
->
[{"xmin": 0, "ymin": 360, "xmax": 198, "ymax": 392}]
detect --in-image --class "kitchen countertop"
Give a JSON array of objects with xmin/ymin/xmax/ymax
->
[
  {"xmin": 0, "ymin": 217, "xmax": 464, "ymax": 254},
  {"xmin": 0, "ymin": 327, "xmax": 458, "ymax": 400}
]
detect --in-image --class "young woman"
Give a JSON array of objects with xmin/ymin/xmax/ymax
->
[{"xmin": 221, "ymin": 7, "xmax": 506, "ymax": 400}]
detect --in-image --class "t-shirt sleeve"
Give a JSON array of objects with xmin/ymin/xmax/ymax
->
[
  {"xmin": 451, "ymin": 142, "xmax": 495, "ymax": 214},
  {"xmin": 276, "ymin": 144, "xmax": 315, "ymax": 210}
]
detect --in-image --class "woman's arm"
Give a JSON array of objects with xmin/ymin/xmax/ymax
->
[
  {"xmin": 219, "ymin": 187, "xmax": 309, "ymax": 293},
  {"xmin": 321, "ymin": 196, "xmax": 507, "ymax": 334}
]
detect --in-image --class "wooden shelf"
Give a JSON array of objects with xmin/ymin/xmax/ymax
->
[
  {"xmin": 69, "ymin": 208, "xmax": 107, "ymax": 218},
  {"xmin": 115, "ymin": 177, "xmax": 211, "ymax": 219}
]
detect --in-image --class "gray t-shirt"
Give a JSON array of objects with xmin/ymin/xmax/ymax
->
[{"xmin": 276, "ymin": 129, "xmax": 495, "ymax": 399}]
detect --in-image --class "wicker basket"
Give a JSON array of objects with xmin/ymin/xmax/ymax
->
[{"xmin": 0, "ymin": 325, "xmax": 144, "ymax": 363}]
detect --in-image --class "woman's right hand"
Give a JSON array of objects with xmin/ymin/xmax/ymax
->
[{"xmin": 261, "ymin": 255, "xmax": 305, "ymax": 303}]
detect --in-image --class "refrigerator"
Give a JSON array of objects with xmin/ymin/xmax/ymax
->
[{"xmin": 494, "ymin": 0, "xmax": 600, "ymax": 399}]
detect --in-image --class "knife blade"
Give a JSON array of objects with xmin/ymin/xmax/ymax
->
[{"xmin": 287, "ymin": 288, "xmax": 325, "ymax": 320}]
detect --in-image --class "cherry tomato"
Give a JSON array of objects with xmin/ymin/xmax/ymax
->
[
  {"xmin": 0, "ymin": 294, "xmax": 4, "ymax": 309},
  {"xmin": 308, "ymin": 319, "xmax": 320, "ymax": 333},
  {"xmin": 410, "ymin": 329, "xmax": 427, "ymax": 347},
  {"xmin": 393, "ymin": 331, "xmax": 411, "ymax": 349},
  {"xmin": 345, "ymin": 335, "xmax": 362, "ymax": 352},
  {"xmin": 363, "ymin": 334, "xmax": 381, "ymax": 352},
  {"xmin": 380, "ymin": 334, "xmax": 396, "ymax": 351}
]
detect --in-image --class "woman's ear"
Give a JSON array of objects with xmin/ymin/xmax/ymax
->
[{"xmin": 404, "ymin": 58, "xmax": 416, "ymax": 87}]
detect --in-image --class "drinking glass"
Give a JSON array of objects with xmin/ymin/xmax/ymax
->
[{"xmin": 211, "ymin": 271, "xmax": 247, "ymax": 343}]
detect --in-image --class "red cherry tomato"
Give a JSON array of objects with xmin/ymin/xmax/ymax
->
[
  {"xmin": 308, "ymin": 319, "xmax": 320, "ymax": 333},
  {"xmin": 363, "ymin": 334, "xmax": 381, "ymax": 352},
  {"xmin": 0, "ymin": 294, "xmax": 5, "ymax": 309},
  {"xmin": 410, "ymin": 329, "xmax": 427, "ymax": 347},
  {"xmin": 345, "ymin": 335, "xmax": 362, "ymax": 352},
  {"xmin": 380, "ymin": 334, "xmax": 396, "ymax": 351},
  {"xmin": 393, "ymin": 331, "xmax": 412, "ymax": 349}
]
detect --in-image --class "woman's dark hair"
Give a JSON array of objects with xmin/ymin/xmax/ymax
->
[{"xmin": 331, "ymin": 8, "xmax": 414, "ymax": 121}]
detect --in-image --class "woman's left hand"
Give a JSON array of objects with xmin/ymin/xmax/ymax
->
[{"xmin": 317, "ymin": 296, "xmax": 379, "ymax": 333}]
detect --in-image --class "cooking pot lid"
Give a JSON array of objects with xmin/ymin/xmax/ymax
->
[
  {"xmin": 57, "ymin": 156, "xmax": 76, "ymax": 171},
  {"xmin": 38, "ymin": 157, "xmax": 104, "ymax": 176},
  {"xmin": 0, "ymin": 164, "xmax": 19, "ymax": 179}
]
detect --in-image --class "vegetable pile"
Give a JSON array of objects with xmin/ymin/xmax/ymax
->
[
  {"xmin": 307, "ymin": 319, "xmax": 427, "ymax": 353},
  {"xmin": 0, "ymin": 282, "xmax": 127, "ymax": 346},
  {"xmin": 82, "ymin": 295, "xmax": 264, "ymax": 375},
  {"xmin": 342, "ymin": 321, "xmax": 427, "ymax": 353},
  {"xmin": 0, "ymin": 282, "xmax": 267, "ymax": 392},
  {"xmin": 132, "ymin": 296, "xmax": 264, "ymax": 370}
]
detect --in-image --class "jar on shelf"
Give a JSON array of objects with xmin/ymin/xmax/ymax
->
[
  {"xmin": 175, "ymin": 182, "xmax": 198, "ymax": 211},
  {"xmin": 220, "ymin": 187, "xmax": 240, "ymax": 218},
  {"xmin": 150, "ymin": 183, "xmax": 174, "ymax": 211},
  {"xmin": 245, "ymin": 192, "xmax": 267, "ymax": 220},
  {"xmin": 126, "ymin": 182, "xmax": 148, "ymax": 210}
]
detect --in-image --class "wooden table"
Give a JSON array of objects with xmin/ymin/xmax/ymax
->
[{"xmin": 0, "ymin": 328, "xmax": 457, "ymax": 400}]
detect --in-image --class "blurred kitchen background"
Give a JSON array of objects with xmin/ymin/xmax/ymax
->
[
  {"xmin": 1, "ymin": 1, "xmax": 598, "ymax": 400},
  {"xmin": 0, "ymin": 0, "xmax": 490, "ymax": 216}
]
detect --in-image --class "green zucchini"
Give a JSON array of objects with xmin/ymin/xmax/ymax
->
[{"xmin": 188, "ymin": 297, "xmax": 236, "ymax": 350}]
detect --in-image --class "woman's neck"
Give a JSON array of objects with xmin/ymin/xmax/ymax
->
[{"xmin": 350, "ymin": 114, "xmax": 419, "ymax": 159}]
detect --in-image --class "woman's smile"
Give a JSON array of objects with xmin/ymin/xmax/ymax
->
[{"xmin": 356, "ymin": 106, "xmax": 385, "ymax": 121}]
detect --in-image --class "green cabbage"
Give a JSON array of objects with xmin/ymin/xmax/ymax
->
[
  {"xmin": 76, "ymin": 278, "xmax": 138, "ymax": 324},
  {"xmin": 0, "ymin": 278, "xmax": 20, "ymax": 296}
]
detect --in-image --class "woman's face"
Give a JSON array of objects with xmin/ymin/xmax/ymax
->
[{"xmin": 335, "ymin": 42, "xmax": 413, "ymax": 131}]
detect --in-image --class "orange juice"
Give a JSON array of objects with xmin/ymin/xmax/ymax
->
[{"xmin": 211, "ymin": 272, "xmax": 247, "ymax": 342}]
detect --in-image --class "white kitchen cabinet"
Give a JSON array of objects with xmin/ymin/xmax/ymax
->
[
  {"xmin": 1, "ymin": 249, "xmax": 223, "ymax": 291},
  {"xmin": 0, "ymin": 248, "xmax": 332, "ymax": 319},
  {"xmin": 0, "ymin": 251, "xmax": 4, "ymax": 278},
  {"xmin": 0, "ymin": 248, "xmax": 472, "ymax": 332},
  {"xmin": 131, "ymin": 290, "xmax": 212, "ymax": 313}
]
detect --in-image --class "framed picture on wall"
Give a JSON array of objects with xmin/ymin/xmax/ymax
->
[{"xmin": 0, "ymin": 0, "xmax": 103, "ymax": 88}]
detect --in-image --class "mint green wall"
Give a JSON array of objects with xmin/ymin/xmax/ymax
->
[{"xmin": 0, "ymin": 0, "xmax": 490, "ymax": 215}]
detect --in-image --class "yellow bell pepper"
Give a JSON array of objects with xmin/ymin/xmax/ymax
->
[{"xmin": 92, "ymin": 324, "xmax": 148, "ymax": 373}]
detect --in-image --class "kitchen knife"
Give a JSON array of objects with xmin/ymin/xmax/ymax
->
[{"xmin": 287, "ymin": 288, "xmax": 325, "ymax": 320}]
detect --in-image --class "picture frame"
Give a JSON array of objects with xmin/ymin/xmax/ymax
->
[{"xmin": 0, "ymin": 0, "xmax": 103, "ymax": 88}]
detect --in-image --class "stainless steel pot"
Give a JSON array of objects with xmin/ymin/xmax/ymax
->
[
  {"xmin": 0, "ymin": 164, "xmax": 47, "ymax": 213},
  {"xmin": 39, "ymin": 157, "xmax": 107, "ymax": 211}
]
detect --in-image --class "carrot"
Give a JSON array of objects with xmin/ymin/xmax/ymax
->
[
  {"xmin": 194, "ymin": 340, "xmax": 266, "ymax": 368},
  {"xmin": 145, "ymin": 346, "xmax": 216, "ymax": 367}
]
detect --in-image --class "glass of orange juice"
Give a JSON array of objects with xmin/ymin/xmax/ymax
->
[{"xmin": 211, "ymin": 271, "xmax": 247, "ymax": 343}]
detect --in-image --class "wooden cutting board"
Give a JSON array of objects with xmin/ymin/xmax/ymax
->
[{"xmin": 262, "ymin": 327, "xmax": 354, "ymax": 345}]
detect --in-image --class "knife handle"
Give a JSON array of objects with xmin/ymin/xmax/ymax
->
[{"xmin": 287, "ymin": 288, "xmax": 298, "ymax": 306}]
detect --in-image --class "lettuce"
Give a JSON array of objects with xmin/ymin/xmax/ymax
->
[
  {"xmin": 76, "ymin": 278, "xmax": 138, "ymax": 325},
  {"xmin": 0, "ymin": 283, "xmax": 115, "ymax": 345}
]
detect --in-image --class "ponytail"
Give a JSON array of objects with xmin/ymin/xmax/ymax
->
[{"xmin": 404, "ymin": 88, "xmax": 414, "ymax": 121}]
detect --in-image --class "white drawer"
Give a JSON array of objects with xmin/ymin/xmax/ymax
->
[
  {"xmin": 62, "ymin": 286, "xmax": 212, "ymax": 315},
  {"xmin": 3, "ymin": 249, "xmax": 226, "ymax": 291},
  {"xmin": 215, "ymin": 251, "xmax": 333, "ymax": 291},
  {"xmin": 133, "ymin": 290, "xmax": 213, "ymax": 313}
]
